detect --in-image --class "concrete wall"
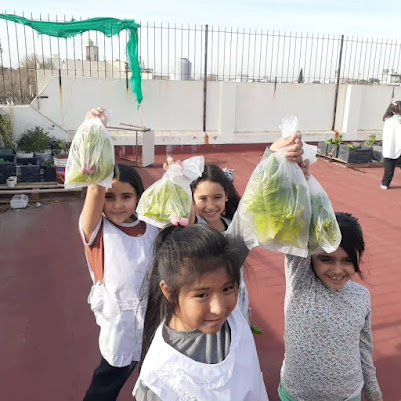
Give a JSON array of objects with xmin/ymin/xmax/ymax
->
[{"xmin": 1, "ymin": 76, "xmax": 400, "ymax": 145}]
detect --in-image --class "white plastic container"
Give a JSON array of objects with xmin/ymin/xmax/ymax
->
[
  {"xmin": 6, "ymin": 176, "xmax": 17, "ymax": 188},
  {"xmin": 10, "ymin": 194, "xmax": 29, "ymax": 209}
]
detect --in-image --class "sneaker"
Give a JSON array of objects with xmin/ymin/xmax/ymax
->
[{"xmin": 380, "ymin": 185, "xmax": 388, "ymax": 189}]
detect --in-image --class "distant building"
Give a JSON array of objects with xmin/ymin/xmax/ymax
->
[{"xmin": 382, "ymin": 69, "xmax": 401, "ymax": 85}]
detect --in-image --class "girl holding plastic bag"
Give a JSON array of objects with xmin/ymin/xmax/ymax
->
[
  {"xmin": 279, "ymin": 212, "xmax": 383, "ymax": 401},
  {"xmin": 79, "ymin": 108, "xmax": 159, "ymax": 401}
]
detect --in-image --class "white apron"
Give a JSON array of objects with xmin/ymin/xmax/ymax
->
[
  {"xmin": 134, "ymin": 306, "xmax": 269, "ymax": 401},
  {"xmin": 88, "ymin": 217, "xmax": 158, "ymax": 367}
]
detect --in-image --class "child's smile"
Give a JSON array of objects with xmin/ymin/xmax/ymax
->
[
  {"xmin": 312, "ymin": 246, "xmax": 355, "ymax": 290},
  {"xmin": 103, "ymin": 180, "xmax": 139, "ymax": 224},
  {"xmin": 193, "ymin": 181, "xmax": 227, "ymax": 230}
]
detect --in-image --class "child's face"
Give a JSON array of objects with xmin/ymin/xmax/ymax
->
[
  {"xmin": 103, "ymin": 179, "xmax": 139, "ymax": 224},
  {"xmin": 165, "ymin": 266, "xmax": 238, "ymax": 334},
  {"xmin": 193, "ymin": 181, "xmax": 227, "ymax": 225},
  {"xmin": 312, "ymin": 246, "xmax": 356, "ymax": 290}
]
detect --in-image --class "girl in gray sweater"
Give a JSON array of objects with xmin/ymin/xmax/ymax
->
[{"xmin": 279, "ymin": 212, "xmax": 383, "ymax": 401}]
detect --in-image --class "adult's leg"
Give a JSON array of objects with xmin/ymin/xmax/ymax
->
[
  {"xmin": 382, "ymin": 158, "xmax": 396, "ymax": 187},
  {"xmin": 83, "ymin": 357, "xmax": 137, "ymax": 401}
]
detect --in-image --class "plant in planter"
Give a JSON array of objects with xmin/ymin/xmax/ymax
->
[
  {"xmin": 317, "ymin": 135, "xmax": 343, "ymax": 157},
  {"xmin": 16, "ymin": 126, "xmax": 52, "ymax": 159},
  {"xmin": 42, "ymin": 157, "xmax": 57, "ymax": 182},
  {"xmin": 0, "ymin": 112, "xmax": 15, "ymax": 152},
  {"xmin": 338, "ymin": 143, "xmax": 374, "ymax": 164},
  {"xmin": 0, "ymin": 157, "xmax": 17, "ymax": 184},
  {"xmin": 53, "ymin": 141, "xmax": 71, "ymax": 185},
  {"xmin": 364, "ymin": 134, "xmax": 383, "ymax": 162},
  {"xmin": 325, "ymin": 135, "xmax": 343, "ymax": 158}
]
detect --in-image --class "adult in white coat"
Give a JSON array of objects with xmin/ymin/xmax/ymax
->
[{"xmin": 381, "ymin": 101, "xmax": 401, "ymax": 189}]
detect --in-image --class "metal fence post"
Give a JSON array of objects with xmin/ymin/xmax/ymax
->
[
  {"xmin": 203, "ymin": 24, "xmax": 208, "ymax": 133},
  {"xmin": 332, "ymin": 34, "xmax": 344, "ymax": 131}
]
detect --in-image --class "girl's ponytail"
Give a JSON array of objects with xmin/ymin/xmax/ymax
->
[{"xmin": 140, "ymin": 224, "xmax": 183, "ymax": 362}]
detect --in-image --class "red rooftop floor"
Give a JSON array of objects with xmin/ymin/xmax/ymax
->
[{"xmin": 1, "ymin": 145, "xmax": 400, "ymax": 401}]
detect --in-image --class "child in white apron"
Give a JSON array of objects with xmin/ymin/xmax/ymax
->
[
  {"xmin": 133, "ymin": 224, "xmax": 269, "ymax": 401},
  {"xmin": 79, "ymin": 108, "xmax": 159, "ymax": 401},
  {"xmin": 279, "ymin": 213, "xmax": 383, "ymax": 401}
]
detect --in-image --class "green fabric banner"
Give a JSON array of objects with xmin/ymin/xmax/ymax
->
[{"xmin": 0, "ymin": 14, "xmax": 143, "ymax": 104}]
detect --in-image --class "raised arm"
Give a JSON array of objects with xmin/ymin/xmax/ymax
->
[{"xmin": 79, "ymin": 108, "xmax": 109, "ymax": 242}]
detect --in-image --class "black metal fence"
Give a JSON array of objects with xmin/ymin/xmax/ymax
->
[{"xmin": 1, "ymin": 12, "xmax": 401, "ymax": 104}]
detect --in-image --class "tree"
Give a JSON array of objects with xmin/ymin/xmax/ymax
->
[{"xmin": 298, "ymin": 68, "xmax": 304, "ymax": 83}]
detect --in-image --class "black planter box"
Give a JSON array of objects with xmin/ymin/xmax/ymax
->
[
  {"xmin": 43, "ymin": 166, "xmax": 57, "ymax": 182},
  {"xmin": 17, "ymin": 157, "xmax": 38, "ymax": 166},
  {"xmin": 0, "ymin": 154, "xmax": 16, "ymax": 163},
  {"xmin": 372, "ymin": 145, "xmax": 383, "ymax": 162},
  {"xmin": 317, "ymin": 141, "xmax": 328, "ymax": 155},
  {"xmin": 20, "ymin": 165, "xmax": 41, "ymax": 182},
  {"xmin": 338, "ymin": 145, "xmax": 373, "ymax": 164},
  {"xmin": 0, "ymin": 162, "xmax": 17, "ymax": 184},
  {"xmin": 326, "ymin": 144, "xmax": 340, "ymax": 158}
]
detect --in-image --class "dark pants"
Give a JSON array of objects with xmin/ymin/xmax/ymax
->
[
  {"xmin": 382, "ymin": 156, "xmax": 401, "ymax": 187},
  {"xmin": 83, "ymin": 357, "xmax": 138, "ymax": 401}
]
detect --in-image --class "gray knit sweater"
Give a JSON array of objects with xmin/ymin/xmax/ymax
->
[{"xmin": 281, "ymin": 255, "xmax": 382, "ymax": 401}]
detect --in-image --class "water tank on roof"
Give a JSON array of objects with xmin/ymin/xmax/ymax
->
[
  {"xmin": 174, "ymin": 58, "xmax": 192, "ymax": 80},
  {"xmin": 86, "ymin": 39, "xmax": 99, "ymax": 61}
]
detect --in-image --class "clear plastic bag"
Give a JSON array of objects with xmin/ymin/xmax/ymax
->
[
  {"xmin": 136, "ymin": 156, "xmax": 204, "ymax": 228},
  {"xmin": 307, "ymin": 175, "xmax": 341, "ymax": 254},
  {"xmin": 235, "ymin": 151, "xmax": 311, "ymax": 256},
  {"xmin": 230, "ymin": 115, "xmax": 311, "ymax": 257},
  {"xmin": 65, "ymin": 118, "xmax": 115, "ymax": 189}
]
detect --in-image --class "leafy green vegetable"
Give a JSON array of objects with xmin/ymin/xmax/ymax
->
[
  {"xmin": 137, "ymin": 179, "xmax": 192, "ymax": 224},
  {"xmin": 242, "ymin": 156, "xmax": 309, "ymax": 249},
  {"xmin": 308, "ymin": 194, "xmax": 340, "ymax": 253},
  {"xmin": 250, "ymin": 324, "xmax": 262, "ymax": 335},
  {"xmin": 66, "ymin": 122, "xmax": 114, "ymax": 184}
]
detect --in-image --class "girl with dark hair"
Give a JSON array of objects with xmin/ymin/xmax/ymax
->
[
  {"xmin": 79, "ymin": 109, "xmax": 159, "ymax": 401},
  {"xmin": 190, "ymin": 163, "xmax": 241, "ymax": 230},
  {"xmin": 381, "ymin": 100, "xmax": 401, "ymax": 189},
  {"xmin": 134, "ymin": 224, "xmax": 269, "ymax": 401},
  {"xmin": 278, "ymin": 212, "xmax": 383, "ymax": 401}
]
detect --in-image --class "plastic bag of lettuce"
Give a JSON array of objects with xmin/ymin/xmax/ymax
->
[
  {"xmin": 307, "ymin": 175, "xmax": 341, "ymax": 254},
  {"xmin": 230, "ymin": 115, "xmax": 311, "ymax": 257},
  {"xmin": 137, "ymin": 156, "xmax": 204, "ymax": 228},
  {"xmin": 65, "ymin": 118, "xmax": 114, "ymax": 188},
  {"xmin": 236, "ymin": 151, "xmax": 311, "ymax": 256}
]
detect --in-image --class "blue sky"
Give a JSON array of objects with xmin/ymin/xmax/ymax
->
[{"xmin": 1, "ymin": 0, "xmax": 400, "ymax": 38}]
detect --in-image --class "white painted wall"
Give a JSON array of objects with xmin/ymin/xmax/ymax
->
[{"xmin": 0, "ymin": 77, "xmax": 397, "ymax": 146}]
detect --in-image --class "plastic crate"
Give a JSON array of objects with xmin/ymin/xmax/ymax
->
[{"xmin": 10, "ymin": 194, "xmax": 29, "ymax": 209}]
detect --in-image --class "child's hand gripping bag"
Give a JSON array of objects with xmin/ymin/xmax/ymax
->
[
  {"xmin": 307, "ymin": 175, "xmax": 341, "ymax": 254},
  {"xmin": 232, "ymin": 115, "xmax": 311, "ymax": 257},
  {"xmin": 65, "ymin": 117, "xmax": 115, "ymax": 189},
  {"xmin": 136, "ymin": 156, "xmax": 205, "ymax": 228}
]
